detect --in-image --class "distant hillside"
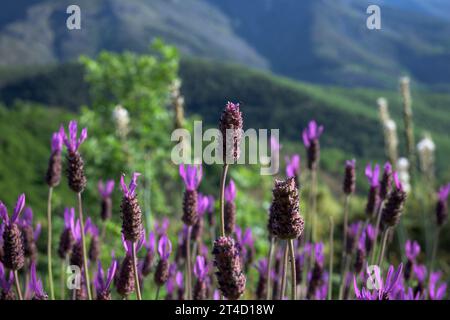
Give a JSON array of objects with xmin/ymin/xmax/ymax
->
[
  {"xmin": 1, "ymin": 59, "xmax": 449, "ymax": 182},
  {"xmin": 1, "ymin": 0, "xmax": 450, "ymax": 89}
]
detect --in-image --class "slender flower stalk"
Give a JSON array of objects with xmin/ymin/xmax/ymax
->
[
  {"xmin": 179, "ymin": 163, "xmax": 202, "ymax": 299},
  {"xmin": 265, "ymin": 237, "xmax": 275, "ymax": 300},
  {"xmin": 120, "ymin": 173, "xmax": 144, "ymax": 300},
  {"xmin": 60, "ymin": 121, "xmax": 91, "ymax": 300},
  {"xmin": 45, "ymin": 131, "xmax": 62, "ymax": 300},
  {"xmin": 342, "ymin": 159, "xmax": 356, "ymax": 267},
  {"xmin": 0, "ymin": 194, "xmax": 26, "ymax": 300},
  {"xmin": 328, "ymin": 217, "xmax": 334, "ymax": 300},
  {"xmin": 279, "ymin": 241, "xmax": 288, "ymax": 300}
]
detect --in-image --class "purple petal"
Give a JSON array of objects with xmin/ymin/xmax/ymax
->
[
  {"xmin": 302, "ymin": 130, "xmax": 310, "ymax": 148},
  {"xmin": 0, "ymin": 202, "xmax": 9, "ymax": 225},
  {"xmin": 105, "ymin": 260, "xmax": 118, "ymax": 290},
  {"xmin": 12, "ymin": 194, "xmax": 25, "ymax": 223},
  {"xmin": 158, "ymin": 235, "xmax": 172, "ymax": 260},
  {"xmin": 176, "ymin": 271, "xmax": 183, "ymax": 288},
  {"xmin": 224, "ymin": 179, "xmax": 237, "ymax": 203},
  {"xmin": 393, "ymin": 171, "xmax": 403, "ymax": 190},
  {"xmin": 34, "ymin": 223, "xmax": 42, "ymax": 242},
  {"xmin": 120, "ymin": 174, "xmax": 128, "ymax": 197}
]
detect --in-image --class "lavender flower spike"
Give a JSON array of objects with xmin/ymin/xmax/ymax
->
[
  {"xmin": 155, "ymin": 235, "xmax": 172, "ymax": 286},
  {"xmin": 179, "ymin": 164, "xmax": 202, "ymax": 191},
  {"xmin": 158, "ymin": 235, "xmax": 172, "ymax": 261},
  {"xmin": 429, "ymin": 272, "xmax": 447, "ymax": 300},
  {"xmin": 193, "ymin": 256, "xmax": 208, "ymax": 300},
  {"xmin": 1, "ymin": 194, "xmax": 26, "ymax": 271},
  {"xmin": 95, "ymin": 260, "xmax": 118, "ymax": 300},
  {"xmin": 98, "ymin": 179, "xmax": 115, "ymax": 199},
  {"xmin": 120, "ymin": 172, "xmax": 143, "ymax": 242},
  {"xmin": 285, "ymin": 154, "xmax": 300, "ymax": 187},
  {"xmin": 343, "ymin": 159, "xmax": 356, "ymax": 195},
  {"xmin": 98, "ymin": 179, "xmax": 114, "ymax": 221},
  {"xmin": 0, "ymin": 262, "xmax": 15, "ymax": 300},
  {"xmin": 180, "ymin": 164, "xmax": 203, "ymax": 226},
  {"xmin": 365, "ymin": 163, "xmax": 380, "ymax": 217},
  {"xmin": 46, "ymin": 131, "xmax": 63, "ymax": 187},
  {"xmin": 405, "ymin": 240, "xmax": 420, "ymax": 261},
  {"xmin": 58, "ymin": 208, "xmax": 75, "ymax": 259},
  {"xmin": 29, "ymin": 262, "xmax": 48, "ymax": 300},
  {"xmin": 302, "ymin": 120, "xmax": 323, "ymax": 170}
]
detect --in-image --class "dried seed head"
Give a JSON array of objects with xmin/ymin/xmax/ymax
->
[
  {"xmin": 219, "ymin": 102, "xmax": 243, "ymax": 163},
  {"xmin": 46, "ymin": 151, "xmax": 62, "ymax": 187},
  {"xmin": 100, "ymin": 197, "xmax": 112, "ymax": 221},
  {"xmin": 212, "ymin": 236, "xmax": 246, "ymax": 300},
  {"xmin": 58, "ymin": 228, "xmax": 74, "ymax": 259},
  {"xmin": 268, "ymin": 177, "xmax": 304, "ymax": 239},
  {"xmin": 116, "ymin": 255, "xmax": 135, "ymax": 298},
  {"xmin": 2, "ymin": 224, "xmax": 25, "ymax": 271},
  {"xmin": 224, "ymin": 201, "xmax": 236, "ymax": 235},
  {"xmin": 154, "ymin": 259, "xmax": 170, "ymax": 286},
  {"xmin": 70, "ymin": 241, "xmax": 83, "ymax": 269},
  {"xmin": 121, "ymin": 194, "xmax": 143, "ymax": 242},
  {"xmin": 182, "ymin": 189, "xmax": 198, "ymax": 226},
  {"xmin": 67, "ymin": 151, "xmax": 87, "ymax": 193}
]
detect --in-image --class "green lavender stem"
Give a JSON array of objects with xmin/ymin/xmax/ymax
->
[
  {"xmin": 186, "ymin": 226, "xmax": 192, "ymax": 300},
  {"xmin": 219, "ymin": 164, "xmax": 229, "ymax": 237},
  {"xmin": 77, "ymin": 192, "xmax": 92, "ymax": 300},
  {"xmin": 280, "ymin": 241, "xmax": 288, "ymax": 300},
  {"xmin": 266, "ymin": 237, "xmax": 276, "ymax": 300},
  {"xmin": 132, "ymin": 242, "xmax": 142, "ymax": 300},
  {"xmin": 328, "ymin": 217, "xmax": 334, "ymax": 300},
  {"xmin": 14, "ymin": 270, "xmax": 23, "ymax": 300},
  {"xmin": 47, "ymin": 187, "xmax": 55, "ymax": 300},
  {"xmin": 377, "ymin": 227, "xmax": 391, "ymax": 267},
  {"xmin": 288, "ymin": 240, "xmax": 297, "ymax": 300}
]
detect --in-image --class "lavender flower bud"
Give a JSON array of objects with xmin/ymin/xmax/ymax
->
[
  {"xmin": 381, "ymin": 173, "xmax": 407, "ymax": 228},
  {"xmin": 365, "ymin": 164, "xmax": 381, "ymax": 217},
  {"xmin": 101, "ymin": 198, "xmax": 112, "ymax": 221},
  {"xmin": 120, "ymin": 173, "xmax": 143, "ymax": 242},
  {"xmin": 58, "ymin": 228, "xmax": 74, "ymax": 259},
  {"xmin": 2, "ymin": 225, "xmax": 25, "ymax": 271},
  {"xmin": 379, "ymin": 163, "xmax": 393, "ymax": 200},
  {"xmin": 343, "ymin": 160, "xmax": 356, "ymax": 195},
  {"xmin": 354, "ymin": 247, "xmax": 365, "ymax": 274},
  {"xmin": 70, "ymin": 241, "xmax": 83, "ymax": 269},
  {"xmin": 141, "ymin": 250, "xmax": 154, "ymax": 277},
  {"xmin": 89, "ymin": 236, "xmax": 100, "ymax": 262},
  {"xmin": 268, "ymin": 177, "xmax": 304, "ymax": 240},
  {"xmin": 303, "ymin": 121, "xmax": 324, "ymax": 171},
  {"xmin": 224, "ymin": 201, "xmax": 236, "ymax": 235},
  {"xmin": 45, "ymin": 149, "xmax": 62, "ymax": 187},
  {"xmin": 182, "ymin": 189, "xmax": 198, "ymax": 226},
  {"xmin": 212, "ymin": 236, "xmax": 246, "ymax": 300},
  {"xmin": 307, "ymin": 244, "xmax": 324, "ymax": 299},
  {"xmin": 435, "ymin": 184, "xmax": 449, "ymax": 227},
  {"xmin": 67, "ymin": 151, "xmax": 87, "ymax": 193},
  {"xmin": 116, "ymin": 255, "xmax": 135, "ymax": 298},
  {"xmin": 255, "ymin": 259, "xmax": 268, "ymax": 300},
  {"xmin": 154, "ymin": 259, "xmax": 170, "ymax": 286},
  {"xmin": 219, "ymin": 102, "xmax": 243, "ymax": 163}
]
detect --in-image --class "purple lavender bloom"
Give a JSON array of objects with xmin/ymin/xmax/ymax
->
[
  {"xmin": 285, "ymin": 155, "xmax": 301, "ymax": 187},
  {"xmin": 405, "ymin": 240, "xmax": 420, "ymax": 261},
  {"xmin": 402, "ymin": 287, "xmax": 424, "ymax": 300},
  {"xmin": 380, "ymin": 162, "xmax": 393, "ymax": 200},
  {"xmin": 343, "ymin": 159, "xmax": 356, "ymax": 195},
  {"xmin": 51, "ymin": 131, "xmax": 63, "ymax": 153},
  {"xmin": 94, "ymin": 260, "xmax": 118, "ymax": 300},
  {"xmin": 59, "ymin": 120, "xmax": 87, "ymax": 153},
  {"xmin": 364, "ymin": 224, "xmax": 376, "ymax": 253},
  {"xmin": 213, "ymin": 289, "xmax": 221, "ymax": 300},
  {"xmin": 346, "ymin": 221, "xmax": 362, "ymax": 254},
  {"xmin": 197, "ymin": 194, "xmax": 210, "ymax": 216},
  {"xmin": 158, "ymin": 235, "xmax": 172, "ymax": 261},
  {"xmin": 314, "ymin": 242, "xmax": 324, "ymax": 266},
  {"xmin": 194, "ymin": 256, "xmax": 208, "ymax": 281},
  {"xmin": 365, "ymin": 164, "xmax": 380, "ymax": 187},
  {"xmin": 33, "ymin": 223, "xmax": 42, "ymax": 243},
  {"xmin": 29, "ymin": 262, "xmax": 48, "ymax": 300},
  {"xmin": 302, "ymin": 120, "xmax": 324, "ymax": 148},
  {"xmin": 436, "ymin": 183, "xmax": 450, "ymax": 226},
  {"xmin": 429, "ymin": 272, "xmax": 447, "ymax": 300},
  {"xmin": 354, "ymin": 264, "xmax": 403, "ymax": 300},
  {"xmin": 120, "ymin": 172, "xmax": 141, "ymax": 199},
  {"xmin": 179, "ymin": 164, "xmax": 202, "ymax": 191},
  {"xmin": 98, "ymin": 179, "xmax": 115, "ymax": 199},
  {"xmin": 0, "ymin": 193, "xmax": 25, "ymax": 226},
  {"xmin": 224, "ymin": 180, "xmax": 237, "ymax": 203},
  {"xmin": 122, "ymin": 232, "xmax": 145, "ymax": 256},
  {"xmin": 437, "ymin": 184, "xmax": 450, "ymax": 202}
]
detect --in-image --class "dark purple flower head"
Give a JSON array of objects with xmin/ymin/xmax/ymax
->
[
  {"xmin": 343, "ymin": 159, "xmax": 356, "ymax": 195},
  {"xmin": 302, "ymin": 120, "xmax": 324, "ymax": 148},
  {"xmin": 59, "ymin": 120, "xmax": 87, "ymax": 153},
  {"xmin": 285, "ymin": 154, "xmax": 301, "ymax": 178},
  {"xmin": 121, "ymin": 233, "xmax": 145, "ymax": 256},
  {"xmin": 98, "ymin": 179, "xmax": 115, "ymax": 199},
  {"xmin": 120, "ymin": 172, "xmax": 141, "ymax": 199},
  {"xmin": 64, "ymin": 207, "xmax": 75, "ymax": 230},
  {"xmin": 405, "ymin": 240, "xmax": 420, "ymax": 261},
  {"xmin": 145, "ymin": 231, "xmax": 156, "ymax": 253},
  {"xmin": 365, "ymin": 164, "xmax": 380, "ymax": 187},
  {"xmin": 0, "ymin": 262, "xmax": 14, "ymax": 291},
  {"xmin": 29, "ymin": 262, "xmax": 47, "ymax": 299},
  {"xmin": 194, "ymin": 256, "xmax": 208, "ymax": 280},
  {"xmin": 429, "ymin": 272, "xmax": 447, "ymax": 300},
  {"xmin": 197, "ymin": 193, "xmax": 210, "ymax": 216},
  {"xmin": 438, "ymin": 184, "xmax": 450, "ymax": 202},
  {"xmin": 0, "ymin": 194, "xmax": 25, "ymax": 226},
  {"xmin": 94, "ymin": 260, "xmax": 118, "ymax": 293},
  {"xmin": 224, "ymin": 180, "xmax": 237, "ymax": 203},
  {"xmin": 51, "ymin": 131, "xmax": 63, "ymax": 153},
  {"xmin": 256, "ymin": 258, "xmax": 268, "ymax": 274},
  {"xmin": 413, "ymin": 264, "xmax": 427, "ymax": 283},
  {"xmin": 314, "ymin": 242, "xmax": 325, "ymax": 266},
  {"xmin": 158, "ymin": 235, "xmax": 172, "ymax": 260},
  {"xmin": 154, "ymin": 218, "xmax": 170, "ymax": 237},
  {"xmin": 179, "ymin": 164, "xmax": 202, "ymax": 191}
]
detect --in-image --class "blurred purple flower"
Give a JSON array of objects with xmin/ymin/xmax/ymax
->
[
  {"xmin": 429, "ymin": 272, "xmax": 447, "ymax": 300},
  {"xmin": 224, "ymin": 180, "xmax": 237, "ymax": 203},
  {"xmin": 193, "ymin": 256, "xmax": 208, "ymax": 280},
  {"xmin": 29, "ymin": 262, "xmax": 47, "ymax": 299},
  {"xmin": 0, "ymin": 193, "xmax": 25, "ymax": 226},
  {"xmin": 158, "ymin": 235, "xmax": 172, "ymax": 260},
  {"xmin": 302, "ymin": 120, "xmax": 324, "ymax": 148},
  {"xmin": 405, "ymin": 240, "xmax": 420, "ymax": 261},
  {"xmin": 51, "ymin": 131, "xmax": 63, "ymax": 153},
  {"xmin": 154, "ymin": 218, "xmax": 170, "ymax": 237},
  {"xmin": 94, "ymin": 260, "xmax": 118, "ymax": 295},
  {"xmin": 365, "ymin": 164, "xmax": 380, "ymax": 187},
  {"xmin": 98, "ymin": 179, "xmax": 115, "ymax": 199},
  {"xmin": 0, "ymin": 262, "xmax": 14, "ymax": 292},
  {"xmin": 285, "ymin": 154, "xmax": 300, "ymax": 179},
  {"xmin": 197, "ymin": 194, "xmax": 210, "ymax": 216},
  {"xmin": 354, "ymin": 264, "xmax": 403, "ymax": 300}
]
